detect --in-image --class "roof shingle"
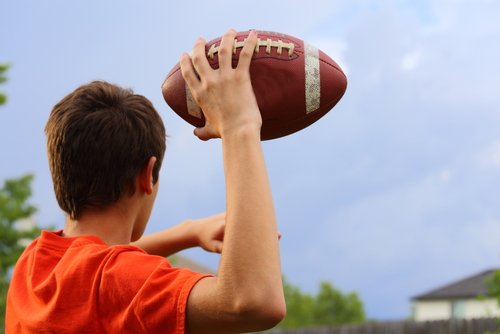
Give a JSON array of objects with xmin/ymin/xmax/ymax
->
[{"xmin": 412, "ymin": 269, "xmax": 499, "ymax": 300}]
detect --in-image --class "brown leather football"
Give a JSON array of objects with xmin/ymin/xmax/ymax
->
[{"xmin": 162, "ymin": 30, "xmax": 347, "ymax": 140}]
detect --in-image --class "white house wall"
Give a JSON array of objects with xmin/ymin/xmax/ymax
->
[
  {"xmin": 464, "ymin": 299, "xmax": 500, "ymax": 319},
  {"xmin": 413, "ymin": 300, "xmax": 451, "ymax": 321},
  {"xmin": 413, "ymin": 298, "xmax": 500, "ymax": 321}
]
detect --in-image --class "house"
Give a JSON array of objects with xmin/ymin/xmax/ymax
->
[{"xmin": 411, "ymin": 269, "xmax": 500, "ymax": 321}]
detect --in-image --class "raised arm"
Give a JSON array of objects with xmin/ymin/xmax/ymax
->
[{"xmin": 180, "ymin": 30, "xmax": 286, "ymax": 333}]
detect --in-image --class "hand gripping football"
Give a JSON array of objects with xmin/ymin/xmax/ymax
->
[{"xmin": 162, "ymin": 30, "xmax": 347, "ymax": 140}]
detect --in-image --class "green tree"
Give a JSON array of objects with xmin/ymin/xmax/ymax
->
[
  {"xmin": 279, "ymin": 277, "xmax": 366, "ymax": 329},
  {"xmin": 0, "ymin": 63, "xmax": 44, "ymax": 332},
  {"xmin": 281, "ymin": 277, "xmax": 316, "ymax": 328},
  {"xmin": 0, "ymin": 175, "xmax": 42, "ymax": 331},
  {"xmin": 486, "ymin": 270, "xmax": 500, "ymax": 306},
  {"xmin": 0, "ymin": 175, "xmax": 40, "ymax": 278},
  {"xmin": 0, "ymin": 64, "xmax": 9, "ymax": 105},
  {"xmin": 313, "ymin": 281, "xmax": 365, "ymax": 326}
]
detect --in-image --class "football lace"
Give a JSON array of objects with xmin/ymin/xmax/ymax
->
[{"xmin": 207, "ymin": 38, "xmax": 296, "ymax": 59}]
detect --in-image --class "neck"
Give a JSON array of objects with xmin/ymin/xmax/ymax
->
[{"xmin": 63, "ymin": 200, "xmax": 137, "ymax": 246}]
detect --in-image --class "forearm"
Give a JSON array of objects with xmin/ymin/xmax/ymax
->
[
  {"xmin": 131, "ymin": 220, "xmax": 198, "ymax": 257},
  {"xmin": 217, "ymin": 127, "xmax": 284, "ymax": 308}
]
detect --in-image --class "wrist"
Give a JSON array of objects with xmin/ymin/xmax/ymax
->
[
  {"xmin": 221, "ymin": 122, "xmax": 261, "ymax": 142},
  {"xmin": 180, "ymin": 219, "xmax": 200, "ymax": 249}
]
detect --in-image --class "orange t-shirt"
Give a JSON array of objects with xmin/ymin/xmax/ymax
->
[{"xmin": 6, "ymin": 230, "xmax": 210, "ymax": 333}]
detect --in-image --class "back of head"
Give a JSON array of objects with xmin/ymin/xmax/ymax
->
[{"xmin": 46, "ymin": 81, "xmax": 166, "ymax": 220}]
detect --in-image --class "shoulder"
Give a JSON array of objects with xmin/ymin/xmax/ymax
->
[
  {"xmin": 102, "ymin": 244, "xmax": 171, "ymax": 274},
  {"xmin": 102, "ymin": 245, "xmax": 208, "ymax": 289},
  {"xmin": 97, "ymin": 245, "xmax": 210, "ymax": 332}
]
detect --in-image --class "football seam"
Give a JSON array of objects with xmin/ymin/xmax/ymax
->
[{"xmin": 318, "ymin": 57, "xmax": 347, "ymax": 79}]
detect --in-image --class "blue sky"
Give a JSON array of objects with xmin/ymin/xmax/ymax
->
[{"xmin": 2, "ymin": 0, "xmax": 500, "ymax": 320}]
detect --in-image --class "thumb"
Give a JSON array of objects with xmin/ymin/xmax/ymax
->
[{"xmin": 194, "ymin": 125, "xmax": 217, "ymax": 141}]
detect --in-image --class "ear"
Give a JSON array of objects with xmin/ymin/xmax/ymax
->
[{"xmin": 138, "ymin": 156, "xmax": 157, "ymax": 195}]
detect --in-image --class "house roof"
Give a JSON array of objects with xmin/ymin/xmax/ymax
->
[
  {"xmin": 168, "ymin": 255, "xmax": 216, "ymax": 275},
  {"xmin": 412, "ymin": 269, "xmax": 499, "ymax": 301}
]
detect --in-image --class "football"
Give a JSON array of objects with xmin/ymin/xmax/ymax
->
[{"xmin": 162, "ymin": 30, "xmax": 347, "ymax": 140}]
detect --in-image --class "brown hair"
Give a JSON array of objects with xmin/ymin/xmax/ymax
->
[{"xmin": 45, "ymin": 81, "xmax": 166, "ymax": 219}]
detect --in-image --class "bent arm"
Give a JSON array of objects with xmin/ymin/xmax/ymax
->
[
  {"xmin": 131, "ymin": 220, "xmax": 197, "ymax": 257},
  {"xmin": 132, "ymin": 213, "xmax": 226, "ymax": 257}
]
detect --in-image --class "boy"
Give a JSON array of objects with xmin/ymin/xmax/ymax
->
[{"xmin": 6, "ymin": 29, "xmax": 285, "ymax": 333}]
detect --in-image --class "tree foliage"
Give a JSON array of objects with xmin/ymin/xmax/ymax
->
[
  {"xmin": 486, "ymin": 270, "xmax": 500, "ymax": 306},
  {"xmin": 0, "ymin": 175, "xmax": 40, "ymax": 280},
  {"xmin": 0, "ymin": 175, "xmax": 42, "ymax": 331},
  {"xmin": 0, "ymin": 64, "xmax": 9, "ymax": 105},
  {"xmin": 282, "ymin": 277, "xmax": 316, "ymax": 328},
  {"xmin": 279, "ymin": 277, "xmax": 366, "ymax": 329}
]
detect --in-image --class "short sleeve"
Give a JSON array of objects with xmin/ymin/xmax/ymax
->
[{"xmin": 98, "ymin": 248, "xmax": 211, "ymax": 334}]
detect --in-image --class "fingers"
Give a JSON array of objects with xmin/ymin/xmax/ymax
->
[
  {"xmin": 218, "ymin": 29, "xmax": 237, "ymax": 70},
  {"xmin": 180, "ymin": 37, "xmax": 213, "ymax": 87},
  {"xmin": 219, "ymin": 29, "xmax": 257, "ymax": 72},
  {"xmin": 212, "ymin": 240, "xmax": 223, "ymax": 254},
  {"xmin": 194, "ymin": 212, "xmax": 226, "ymax": 253},
  {"xmin": 179, "ymin": 52, "xmax": 200, "ymax": 92},
  {"xmin": 191, "ymin": 37, "xmax": 212, "ymax": 79},
  {"xmin": 181, "ymin": 30, "xmax": 259, "ymax": 141},
  {"xmin": 182, "ymin": 30, "xmax": 256, "ymax": 84},
  {"xmin": 237, "ymin": 30, "xmax": 258, "ymax": 71}
]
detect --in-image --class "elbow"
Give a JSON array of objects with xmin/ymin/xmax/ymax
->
[
  {"xmin": 253, "ymin": 299, "xmax": 286, "ymax": 330},
  {"xmin": 262, "ymin": 301, "xmax": 287, "ymax": 329},
  {"xmin": 233, "ymin": 292, "xmax": 287, "ymax": 331}
]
